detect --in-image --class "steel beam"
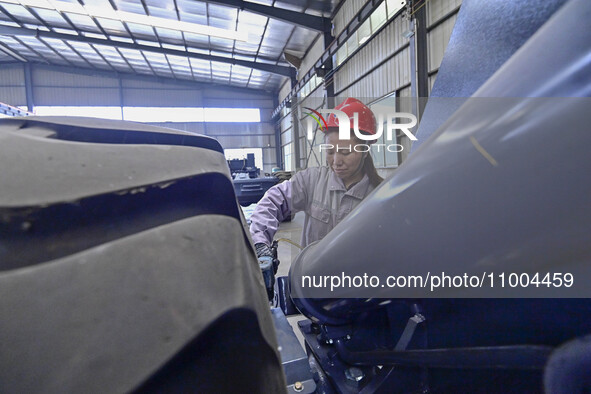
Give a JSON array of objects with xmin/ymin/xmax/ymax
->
[
  {"xmin": 414, "ymin": 3, "xmax": 429, "ymax": 121},
  {"xmin": 23, "ymin": 63, "xmax": 34, "ymax": 112},
  {"xmin": 0, "ymin": 101, "xmax": 29, "ymax": 116},
  {"xmin": 322, "ymin": 30, "xmax": 334, "ymax": 108},
  {"xmin": 207, "ymin": 0, "xmax": 331, "ymax": 32},
  {"xmin": 24, "ymin": 62, "xmax": 276, "ymax": 96},
  {"xmin": 0, "ymin": 25, "xmax": 296, "ymax": 78},
  {"xmin": 273, "ymin": 95, "xmax": 283, "ymax": 170},
  {"xmin": 0, "ymin": 41, "xmax": 27, "ymax": 62},
  {"xmin": 272, "ymin": 0, "xmax": 393, "ymax": 118}
]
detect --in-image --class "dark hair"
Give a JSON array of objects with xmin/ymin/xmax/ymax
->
[
  {"xmin": 324, "ymin": 129, "xmax": 384, "ymax": 187},
  {"xmin": 362, "ymin": 153, "xmax": 383, "ymax": 188}
]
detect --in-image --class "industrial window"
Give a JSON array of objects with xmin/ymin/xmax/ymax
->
[
  {"xmin": 333, "ymin": 0, "xmax": 406, "ymax": 68},
  {"xmin": 299, "ymin": 75, "xmax": 324, "ymax": 99},
  {"xmin": 34, "ymin": 106, "xmax": 122, "ymax": 119},
  {"xmin": 123, "ymin": 107, "xmax": 204, "ymax": 122},
  {"xmin": 33, "ymin": 106, "xmax": 260, "ymax": 123},
  {"xmin": 283, "ymin": 143, "xmax": 293, "ymax": 172}
]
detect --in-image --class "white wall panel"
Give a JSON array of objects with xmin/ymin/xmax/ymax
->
[
  {"xmin": 427, "ymin": 14, "xmax": 457, "ymax": 73},
  {"xmin": 280, "ymin": 113, "xmax": 292, "ymax": 133},
  {"xmin": 202, "ymin": 98, "xmax": 273, "ymax": 109},
  {"xmin": 281, "ymin": 127, "xmax": 293, "ymax": 145},
  {"xmin": 300, "ymin": 90, "xmax": 324, "ymax": 112},
  {"xmin": 278, "ymin": 77, "xmax": 291, "ymax": 102},
  {"xmin": 122, "ymin": 88, "xmax": 203, "ymax": 107},
  {"xmin": 121, "ymin": 78, "xmax": 193, "ymax": 89},
  {"xmin": 299, "ymin": 38, "xmax": 324, "ymax": 77},
  {"xmin": 204, "ymin": 122, "xmax": 273, "ymax": 135},
  {"xmin": 214, "ymin": 134, "xmax": 275, "ymax": 149},
  {"xmin": 429, "ymin": 72, "xmax": 438, "ymax": 93},
  {"xmin": 334, "ymin": 13, "xmax": 410, "ymax": 97},
  {"xmin": 33, "ymin": 68, "xmax": 118, "ymax": 87},
  {"xmin": 148, "ymin": 122, "xmax": 206, "ymax": 134},
  {"xmin": 0, "ymin": 86, "xmax": 26, "ymax": 107},
  {"xmin": 337, "ymin": 46, "xmax": 410, "ymax": 99},
  {"xmin": 204, "ymin": 89, "xmax": 270, "ymax": 100},
  {"xmin": 262, "ymin": 147, "xmax": 277, "ymax": 168},
  {"xmin": 259, "ymin": 108, "xmax": 274, "ymax": 121},
  {"xmin": 333, "ymin": 0, "xmax": 367, "ymax": 36},
  {"xmin": 34, "ymin": 87, "xmax": 120, "ymax": 105},
  {"xmin": 0, "ymin": 65, "xmax": 24, "ymax": 85},
  {"xmin": 428, "ymin": 0, "xmax": 462, "ymax": 26},
  {"xmin": 0, "ymin": 63, "xmax": 26, "ymax": 107}
]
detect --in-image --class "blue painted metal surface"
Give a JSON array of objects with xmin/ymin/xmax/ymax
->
[{"xmin": 411, "ymin": 0, "xmax": 568, "ymax": 152}]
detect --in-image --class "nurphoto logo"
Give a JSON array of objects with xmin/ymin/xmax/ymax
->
[{"xmin": 304, "ymin": 107, "xmax": 418, "ymax": 153}]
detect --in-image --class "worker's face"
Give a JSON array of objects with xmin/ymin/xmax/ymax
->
[{"xmin": 325, "ymin": 131, "xmax": 366, "ymax": 186}]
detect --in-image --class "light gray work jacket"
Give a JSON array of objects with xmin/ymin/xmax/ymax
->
[{"xmin": 249, "ymin": 166, "xmax": 374, "ymax": 248}]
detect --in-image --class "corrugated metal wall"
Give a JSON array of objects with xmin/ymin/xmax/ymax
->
[
  {"xmin": 33, "ymin": 68, "xmax": 120, "ymax": 106},
  {"xmin": 0, "ymin": 63, "xmax": 277, "ymax": 172},
  {"xmin": 333, "ymin": 7, "xmax": 410, "ymax": 99},
  {"xmin": 279, "ymin": 110, "xmax": 294, "ymax": 171},
  {"xmin": 278, "ymin": 77, "xmax": 292, "ymax": 103},
  {"xmin": 297, "ymin": 85, "xmax": 325, "ymax": 169},
  {"xmin": 427, "ymin": 0, "xmax": 462, "ymax": 90},
  {"xmin": 277, "ymin": 43, "xmax": 328, "ymax": 172},
  {"xmin": 299, "ymin": 38, "xmax": 325, "ymax": 77},
  {"xmin": 276, "ymin": 0, "xmax": 463, "ymax": 171},
  {"xmin": 0, "ymin": 64, "xmax": 26, "ymax": 106},
  {"xmin": 333, "ymin": 0, "xmax": 368, "ymax": 36}
]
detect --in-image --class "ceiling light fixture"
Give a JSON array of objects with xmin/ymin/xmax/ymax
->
[{"xmin": 3, "ymin": 0, "xmax": 246, "ymax": 41}]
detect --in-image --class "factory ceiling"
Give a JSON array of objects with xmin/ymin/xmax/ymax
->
[{"xmin": 0, "ymin": 0, "xmax": 339, "ymax": 92}]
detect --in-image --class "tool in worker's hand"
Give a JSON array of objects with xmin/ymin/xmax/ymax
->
[{"xmin": 256, "ymin": 241, "xmax": 280, "ymax": 301}]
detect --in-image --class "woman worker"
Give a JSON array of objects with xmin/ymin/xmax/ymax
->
[{"xmin": 249, "ymin": 98, "xmax": 383, "ymax": 291}]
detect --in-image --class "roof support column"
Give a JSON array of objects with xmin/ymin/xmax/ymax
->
[
  {"xmin": 323, "ymin": 30, "xmax": 335, "ymax": 109},
  {"xmin": 118, "ymin": 75, "xmax": 124, "ymax": 120},
  {"xmin": 273, "ymin": 95, "xmax": 283, "ymax": 170},
  {"xmin": 411, "ymin": 4, "xmax": 429, "ymax": 121},
  {"xmin": 290, "ymin": 76, "xmax": 301, "ymax": 170},
  {"xmin": 24, "ymin": 63, "xmax": 34, "ymax": 112}
]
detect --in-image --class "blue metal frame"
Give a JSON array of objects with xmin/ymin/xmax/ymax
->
[
  {"xmin": 0, "ymin": 25, "xmax": 296, "ymax": 78},
  {"xmin": 208, "ymin": 0, "xmax": 331, "ymax": 32}
]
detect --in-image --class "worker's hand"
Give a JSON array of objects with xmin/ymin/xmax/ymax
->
[
  {"xmin": 255, "ymin": 243, "xmax": 275, "ymax": 301},
  {"xmin": 255, "ymin": 242, "xmax": 273, "ymax": 259}
]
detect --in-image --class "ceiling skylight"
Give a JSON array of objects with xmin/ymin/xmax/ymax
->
[{"xmin": 3, "ymin": 0, "xmax": 246, "ymax": 41}]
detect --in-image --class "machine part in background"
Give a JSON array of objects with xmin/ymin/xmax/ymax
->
[
  {"xmin": 271, "ymin": 308, "xmax": 316, "ymax": 394},
  {"xmin": 544, "ymin": 334, "xmax": 591, "ymax": 394},
  {"xmin": 261, "ymin": 240, "xmax": 281, "ymax": 301},
  {"xmin": 298, "ymin": 299, "xmax": 591, "ymax": 393},
  {"xmin": 232, "ymin": 174, "xmax": 280, "ymax": 207},
  {"xmin": 228, "ymin": 153, "xmax": 260, "ymax": 179},
  {"xmin": 411, "ymin": 0, "xmax": 568, "ymax": 152},
  {"xmin": 229, "ymin": 152, "xmax": 280, "ymax": 207},
  {"xmin": 0, "ymin": 117, "xmax": 286, "ymax": 393},
  {"xmin": 277, "ymin": 275, "xmax": 300, "ymax": 316},
  {"xmin": 287, "ymin": 0, "xmax": 591, "ymax": 392}
]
